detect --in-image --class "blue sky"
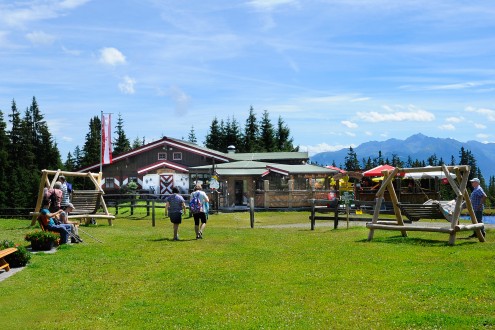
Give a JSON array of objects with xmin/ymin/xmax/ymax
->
[{"xmin": 1, "ymin": 0, "xmax": 494, "ymax": 160}]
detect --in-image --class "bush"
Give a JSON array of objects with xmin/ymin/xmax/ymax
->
[
  {"xmin": 25, "ymin": 231, "xmax": 60, "ymax": 251},
  {"xmin": 1, "ymin": 239, "xmax": 31, "ymax": 267}
]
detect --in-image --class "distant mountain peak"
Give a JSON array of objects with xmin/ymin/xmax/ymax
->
[{"xmin": 310, "ymin": 134, "xmax": 495, "ymax": 178}]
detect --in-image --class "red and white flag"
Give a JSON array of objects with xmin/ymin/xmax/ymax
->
[{"xmin": 101, "ymin": 114, "xmax": 113, "ymax": 164}]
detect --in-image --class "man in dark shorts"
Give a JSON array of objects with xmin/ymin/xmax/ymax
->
[
  {"xmin": 190, "ymin": 184, "xmax": 209, "ymax": 239},
  {"xmin": 165, "ymin": 187, "xmax": 186, "ymax": 241}
]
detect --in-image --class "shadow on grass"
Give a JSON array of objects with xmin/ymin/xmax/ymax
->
[
  {"xmin": 149, "ymin": 237, "xmax": 197, "ymax": 242},
  {"xmin": 356, "ymin": 235, "xmax": 480, "ymax": 247}
]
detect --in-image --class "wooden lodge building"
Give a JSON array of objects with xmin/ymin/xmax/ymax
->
[{"xmin": 78, "ymin": 137, "xmax": 338, "ymax": 208}]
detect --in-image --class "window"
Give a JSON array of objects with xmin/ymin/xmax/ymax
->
[
  {"xmin": 105, "ymin": 177, "xmax": 115, "ymax": 189},
  {"xmin": 173, "ymin": 152, "xmax": 182, "ymax": 160},
  {"xmin": 158, "ymin": 152, "xmax": 167, "ymax": 160}
]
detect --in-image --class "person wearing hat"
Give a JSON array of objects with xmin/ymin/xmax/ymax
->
[
  {"xmin": 468, "ymin": 178, "xmax": 486, "ymax": 238},
  {"xmin": 57, "ymin": 203, "xmax": 83, "ymax": 243}
]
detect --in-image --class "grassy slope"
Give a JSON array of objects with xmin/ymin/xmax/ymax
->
[{"xmin": 1, "ymin": 211, "xmax": 494, "ymax": 329}]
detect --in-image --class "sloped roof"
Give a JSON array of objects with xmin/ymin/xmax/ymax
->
[
  {"xmin": 266, "ymin": 164, "xmax": 339, "ymax": 176},
  {"xmin": 227, "ymin": 151, "xmax": 308, "ymax": 162},
  {"xmin": 190, "ymin": 160, "xmax": 276, "ymax": 170}
]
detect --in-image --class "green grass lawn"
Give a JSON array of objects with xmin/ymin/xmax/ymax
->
[{"xmin": 1, "ymin": 211, "xmax": 494, "ymax": 329}]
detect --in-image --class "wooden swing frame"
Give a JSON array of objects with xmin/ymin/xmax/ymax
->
[
  {"xmin": 366, "ymin": 165, "xmax": 485, "ymax": 246},
  {"xmin": 30, "ymin": 169, "xmax": 115, "ymax": 226}
]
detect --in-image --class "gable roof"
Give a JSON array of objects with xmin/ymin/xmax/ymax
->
[
  {"xmin": 137, "ymin": 160, "xmax": 189, "ymax": 174},
  {"xmin": 78, "ymin": 136, "xmax": 232, "ymax": 172}
]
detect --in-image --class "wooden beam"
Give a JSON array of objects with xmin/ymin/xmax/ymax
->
[{"xmin": 366, "ymin": 223, "xmax": 454, "ymax": 233}]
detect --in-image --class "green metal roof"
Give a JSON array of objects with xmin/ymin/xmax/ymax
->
[
  {"xmin": 190, "ymin": 160, "xmax": 276, "ymax": 170},
  {"xmin": 227, "ymin": 151, "xmax": 309, "ymax": 161},
  {"xmin": 213, "ymin": 168, "xmax": 267, "ymax": 176},
  {"xmin": 267, "ymin": 164, "xmax": 338, "ymax": 175}
]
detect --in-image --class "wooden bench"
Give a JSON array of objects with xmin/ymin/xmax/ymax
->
[
  {"xmin": 309, "ymin": 199, "xmax": 342, "ymax": 230},
  {"xmin": 397, "ymin": 203, "xmax": 450, "ymax": 222},
  {"xmin": 0, "ymin": 247, "xmax": 18, "ymax": 272},
  {"xmin": 68, "ymin": 190, "xmax": 115, "ymax": 225}
]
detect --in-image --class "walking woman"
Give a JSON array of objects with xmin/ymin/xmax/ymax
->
[{"xmin": 165, "ymin": 187, "xmax": 186, "ymax": 240}]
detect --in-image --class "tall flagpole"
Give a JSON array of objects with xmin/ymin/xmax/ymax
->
[{"xmin": 100, "ymin": 110, "xmax": 103, "ymax": 174}]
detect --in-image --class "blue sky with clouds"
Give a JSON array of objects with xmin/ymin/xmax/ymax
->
[{"xmin": 1, "ymin": 0, "xmax": 494, "ymax": 159}]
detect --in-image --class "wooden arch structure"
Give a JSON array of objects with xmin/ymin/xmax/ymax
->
[
  {"xmin": 366, "ymin": 165, "xmax": 485, "ymax": 246},
  {"xmin": 30, "ymin": 169, "xmax": 115, "ymax": 226}
]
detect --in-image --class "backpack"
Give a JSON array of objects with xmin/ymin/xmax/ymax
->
[{"xmin": 189, "ymin": 193, "xmax": 202, "ymax": 214}]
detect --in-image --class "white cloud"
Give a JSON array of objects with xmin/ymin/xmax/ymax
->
[
  {"xmin": 466, "ymin": 106, "xmax": 495, "ymax": 121},
  {"xmin": 474, "ymin": 123, "xmax": 486, "ymax": 129},
  {"xmin": 345, "ymin": 131, "xmax": 356, "ymax": 137},
  {"xmin": 357, "ymin": 105, "xmax": 435, "ymax": 122},
  {"xmin": 476, "ymin": 133, "xmax": 490, "ymax": 139},
  {"xmin": 118, "ymin": 76, "xmax": 136, "ymax": 94},
  {"xmin": 341, "ymin": 120, "xmax": 358, "ymax": 128},
  {"xmin": 0, "ymin": 0, "xmax": 91, "ymax": 28},
  {"xmin": 62, "ymin": 136, "xmax": 73, "ymax": 142},
  {"xmin": 25, "ymin": 30, "xmax": 55, "ymax": 45},
  {"xmin": 446, "ymin": 116, "xmax": 464, "ymax": 123},
  {"xmin": 439, "ymin": 124, "xmax": 455, "ymax": 131},
  {"xmin": 99, "ymin": 47, "xmax": 126, "ymax": 66},
  {"xmin": 61, "ymin": 45, "xmax": 81, "ymax": 56},
  {"xmin": 164, "ymin": 85, "xmax": 190, "ymax": 115},
  {"xmin": 248, "ymin": 0, "xmax": 298, "ymax": 11},
  {"xmin": 350, "ymin": 97, "xmax": 370, "ymax": 102},
  {"xmin": 299, "ymin": 142, "xmax": 352, "ymax": 156}
]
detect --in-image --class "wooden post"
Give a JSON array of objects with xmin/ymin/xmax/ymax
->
[
  {"xmin": 346, "ymin": 202, "xmax": 349, "ymax": 229},
  {"xmin": 310, "ymin": 199, "xmax": 316, "ymax": 230},
  {"xmin": 152, "ymin": 200, "xmax": 156, "ymax": 227},
  {"xmin": 264, "ymin": 180, "xmax": 269, "ymax": 209},
  {"xmin": 249, "ymin": 197, "xmax": 255, "ymax": 228},
  {"xmin": 146, "ymin": 199, "xmax": 150, "ymax": 217}
]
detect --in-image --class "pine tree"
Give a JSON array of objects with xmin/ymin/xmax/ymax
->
[
  {"xmin": 242, "ymin": 106, "xmax": 259, "ymax": 153},
  {"xmin": 0, "ymin": 109, "xmax": 10, "ymax": 208},
  {"xmin": 29, "ymin": 97, "xmax": 61, "ymax": 170},
  {"xmin": 81, "ymin": 116, "xmax": 101, "ymax": 167},
  {"xmin": 187, "ymin": 126, "xmax": 197, "ymax": 144},
  {"xmin": 220, "ymin": 116, "xmax": 242, "ymax": 152},
  {"xmin": 258, "ymin": 110, "xmax": 275, "ymax": 152},
  {"xmin": 113, "ymin": 113, "xmax": 131, "ymax": 156},
  {"xmin": 275, "ymin": 116, "xmax": 297, "ymax": 152},
  {"xmin": 132, "ymin": 136, "xmax": 143, "ymax": 149},
  {"xmin": 73, "ymin": 146, "xmax": 83, "ymax": 169},
  {"xmin": 344, "ymin": 146, "xmax": 360, "ymax": 171},
  {"xmin": 204, "ymin": 117, "xmax": 222, "ymax": 150},
  {"xmin": 64, "ymin": 152, "xmax": 76, "ymax": 171}
]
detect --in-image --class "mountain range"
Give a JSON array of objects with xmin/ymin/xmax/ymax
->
[{"xmin": 310, "ymin": 134, "xmax": 495, "ymax": 178}]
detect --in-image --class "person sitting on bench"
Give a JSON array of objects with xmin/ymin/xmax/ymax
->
[
  {"xmin": 39, "ymin": 199, "xmax": 73, "ymax": 244},
  {"xmin": 57, "ymin": 203, "xmax": 83, "ymax": 243}
]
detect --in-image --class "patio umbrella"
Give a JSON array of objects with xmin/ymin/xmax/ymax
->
[
  {"xmin": 402, "ymin": 166, "xmax": 455, "ymax": 179},
  {"xmin": 363, "ymin": 164, "xmax": 399, "ymax": 177}
]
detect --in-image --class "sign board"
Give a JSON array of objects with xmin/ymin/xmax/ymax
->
[{"xmin": 209, "ymin": 177, "xmax": 220, "ymax": 190}]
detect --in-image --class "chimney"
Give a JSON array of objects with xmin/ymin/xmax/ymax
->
[{"xmin": 227, "ymin": 145, "xmax": 236, "ymax": 154}]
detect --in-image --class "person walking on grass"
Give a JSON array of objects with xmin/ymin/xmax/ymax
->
[
  {"xmin": 165, "ymin": 187, "xmax": 186, "ymax": 241},
  {"xmin": 468, "ymin": 178, "xmax": 487, "ymax": 238},
  {"xmin": 190, "ymin": 184, "xmax": 209, "ymax": 239}
]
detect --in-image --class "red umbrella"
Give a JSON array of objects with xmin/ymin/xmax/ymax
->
[
  {"xmin": 363, "ymin": 164, "xmax": 401, "ymax": 177},
  {"xmin": 326, "ymin": 165, "xmax": 346, "ymax": 173}
]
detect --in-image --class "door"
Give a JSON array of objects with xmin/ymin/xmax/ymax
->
[
  {"xmin": 234, "ymin": 180, "xmax": 243, "ymax": 205},
  {"xmin": 160, "ymin": 174, "xmax": 174, "ymax": 195}
]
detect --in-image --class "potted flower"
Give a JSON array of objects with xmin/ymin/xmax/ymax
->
[{"xmin": 25, "ymin": 231, "xmax": 60, "ymax": 251}]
